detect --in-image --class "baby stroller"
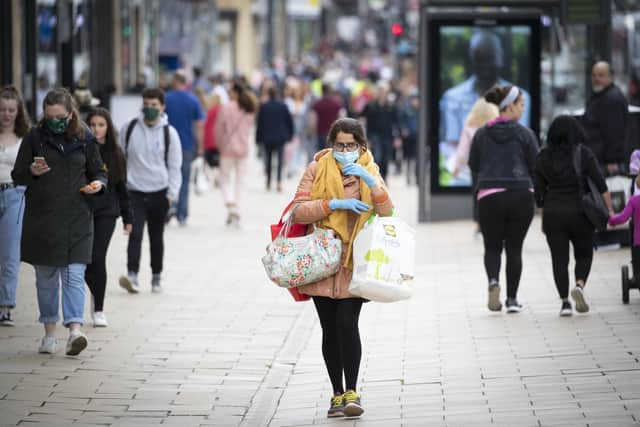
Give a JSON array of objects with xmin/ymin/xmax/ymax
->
[{"xmin": 620, "ymin": 150, "xmax": 640, "ymax": 303}]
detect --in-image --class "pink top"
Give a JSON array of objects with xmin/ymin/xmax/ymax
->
[
  {"xmin": 609, "ymin": 195, "xmax": 640, "ymax": 246},
  {"xmin": 214, "ymin": 100, "xmax": 255, "ymax": 158},
  {"xmin": 476, "ymin": 116, "xmax": 532, "ymax": 200}
]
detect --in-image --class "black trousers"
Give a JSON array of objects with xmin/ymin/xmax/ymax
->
[
  {"xmin": 478, "ymin": 190, "xmax": 534, "ymax": 299},
  {"xmin": 543, "ymin": 204, "xmax": 595, "ymax": 299},
  {"xmin": 85, "ymin": 215, "xmax": 116, "ymax": 312},
  {"xmin": 127, "ymin": 189, "xmax": 169, "ymax": 275},
  {"xmin": 312, "ymin": 296, "xmax": 364, "ymax": 394},
  {"xmin": 264, "ymin": 143, "xmax": 284, "ymax": 188}
]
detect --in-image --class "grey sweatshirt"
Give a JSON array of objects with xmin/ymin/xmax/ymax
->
[{"xmin": 119, "ymin": 113, "xmax": 182, "ymax": 200}]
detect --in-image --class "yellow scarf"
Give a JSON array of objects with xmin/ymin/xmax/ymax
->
[{"xmin": 310, "ymin": 149, "xmax": 378, "ymax": 269}]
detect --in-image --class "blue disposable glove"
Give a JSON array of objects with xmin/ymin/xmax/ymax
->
[
  {"xmin": 329, "ymin": 198, "xmax": 371, "ymax": 214},
  {"xmin": 342, "ymin": 163, "xmax": 377, "ymax": 187}
]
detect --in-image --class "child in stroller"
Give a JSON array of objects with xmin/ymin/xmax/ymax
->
[{"xmin": 608, "ymin": 149, "xmax": 640, "ymax": 303}]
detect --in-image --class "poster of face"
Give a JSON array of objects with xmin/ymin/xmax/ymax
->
[{"xmin": 437, "ymin": 26, "xmax": 533, "ymax": 188}]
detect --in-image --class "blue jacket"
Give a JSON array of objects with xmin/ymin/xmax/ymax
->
[{"xmin": 256, "ymin": 100, "xmax": 294, "ymax": 147}]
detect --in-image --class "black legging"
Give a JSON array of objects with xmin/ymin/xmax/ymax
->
[
  {"xmin": 543, "ymin": 204, "xmax": 595, "ymax": 299},
  {"xmin": 312, "ymin": 296, "xmax": 364, "ymax": 394},
  {"xmin": 264, "ymin": 143, "xmax": 284, "ymax": 188},
  {"xmin": 128, "ymin": 189, "xmax": 169, "ymax": 275},
  {"xmin": 85, "ymin": 215, "xmax": 116, "ymax": 312},
  {"xmin": 478, "ymin": 190, "xmax": 534, "ymax": 299}
]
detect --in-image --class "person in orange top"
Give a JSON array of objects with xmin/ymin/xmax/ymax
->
[{"xmin": 291, "ymin": 118, "xmax": 393, "ymax": 419}]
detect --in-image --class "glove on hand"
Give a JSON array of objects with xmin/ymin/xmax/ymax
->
[
  {"xmin": 342, "ymin": 163, "xmax": 377, "ymax": 187},
  {"xmin": 329, "ymin": 198, "xmax": 371, "ymax": 214}
]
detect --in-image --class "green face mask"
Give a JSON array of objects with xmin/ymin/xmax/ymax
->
[
  {"xmin": 46, "ymin": 117, "xmax": 70, "ymax": 134},
  {"xmin": 142, "ymin": 107, "xmax": 160, "ymax": 121}
]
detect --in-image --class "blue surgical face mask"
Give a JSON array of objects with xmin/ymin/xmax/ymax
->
[{"xmin": 333, "ymin": 150, "xmax": 359, "ymax": 166}]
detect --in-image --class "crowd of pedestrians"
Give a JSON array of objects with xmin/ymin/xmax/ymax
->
[{"xmin": 0, "ymin": 55, "xmax": 638, "ymax": 421}]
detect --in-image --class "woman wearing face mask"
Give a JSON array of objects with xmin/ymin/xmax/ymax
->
[
  {"xmin": 0, "ymin": 86, "xmax": 31, "ymax": 327},
  {"xmin": 469, "ymin": 85, "xmax": 539, "ymax": 314},
  {"xmin": 85, "ymin": 108, "xmax": 133, "ymax": 327},
  {"xmin": 291, "ymin": 118, "xmax": 394, "ymax": 419},
  {"xmin": 12, "ymin": 88, "xmax": 107, "ymax": 356}
]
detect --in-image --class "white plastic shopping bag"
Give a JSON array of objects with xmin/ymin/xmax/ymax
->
[
  {"xmin": 192, "ymin": 156, "xmax": 209, "ymax": 195},
  {"xmin": 349, "ymin": 215, "xmax": 415, "ymax": 302}
]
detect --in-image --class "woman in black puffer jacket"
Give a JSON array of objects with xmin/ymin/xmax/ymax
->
[
  {"xmin": 534, "ymin": 115, "xmax": 613, "ymax": 317},
  {"xmin": 12, "ymin": 88, "xmax": 107, "ymax": 356},
  {"xmin": 85, "ymin": 108, "xmax": 133, "ymax": 327},
  {"xmin": 469, "ymin": 84, "xmax": 539, "ymax": 314}
]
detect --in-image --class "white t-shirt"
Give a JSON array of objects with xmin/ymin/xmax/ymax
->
[{"xmin": 0, "ymin": 138, "xmax": 21, "ymax": 183}]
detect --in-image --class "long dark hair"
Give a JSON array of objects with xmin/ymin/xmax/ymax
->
[
  {"xmin": 232, "ymin": 82, "xmax": 258, "ymax": 114},
  {"xmin": 0, "ymin": 85, "xmax": 31, "ymax": 137},
  {"xmin": 39, "ymin": 87, "xmax": 85, "ymax": 140},
  {"xmin": 86, "ymin": 107, "xmax": 126, "ymax": 185},
  {"xmin": 547, "ymin": 115, "xmax": 586, "ymax": 149}
]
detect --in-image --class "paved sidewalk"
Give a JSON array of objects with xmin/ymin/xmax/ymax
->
[{"xmin": 1, "ymin": 167, "xmax": 640, "ymax": 426}]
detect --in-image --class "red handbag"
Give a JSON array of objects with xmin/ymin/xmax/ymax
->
[{"xmin": 269, "ymin": 201, "xmax": 311, "ymax": 302}]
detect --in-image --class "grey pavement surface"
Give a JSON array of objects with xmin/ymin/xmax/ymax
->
[{"xmin": 1, "ymin": 162, "xmax": 640, "ymax": 426}]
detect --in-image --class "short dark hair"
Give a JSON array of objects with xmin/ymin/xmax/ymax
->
[{"xmin": 142, "ymin": 87, "xmax": 165, "ymax": 105}]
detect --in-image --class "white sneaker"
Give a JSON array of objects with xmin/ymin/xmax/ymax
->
[
  {"xmin": 119, "ymin": 273, "xmax": 139, "ymax": 294},
  {"xmin": 92, "ymin": 311, "xmax": 108, "ymax": 327},
  {"xmin": 151, "ymin": 275, "xmax": 162, "ymax": 293},
  {"xmin": 66, "ymin": 331, "xmax": 88, "ymax": 356},
  {"xmin": 571, "ymin": 286, "xmax": 590, "ymax": 313},
  {"xmin": 38, "ymin": 336, "xmax": 58, "ymax": 354}
]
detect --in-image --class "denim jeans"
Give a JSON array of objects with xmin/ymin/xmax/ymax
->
[
  {"xmin": 177, "ymin": 148, "xmax": 196, "ymax": 222},
  {"xmin": 34, "ymin": 264, "xmax": 86, "ymax": 326},
  {"xmin": 0, "ymin": 186, "xmax": 25, "ymax": 308}
]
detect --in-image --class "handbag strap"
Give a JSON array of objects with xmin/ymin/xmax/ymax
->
[{"xmin": 572, "ymin": 145, "xmax": 585, "ymax": 198}]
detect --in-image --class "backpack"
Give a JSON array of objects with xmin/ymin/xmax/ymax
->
[{"xmin": 125, "ymin": 119, "xmax": 170, "ymax": 168}]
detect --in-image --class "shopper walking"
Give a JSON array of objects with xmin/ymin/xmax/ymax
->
[
  {"xmin": 534, "ymin": 115, "xmax": 613, "ymax": 316},
  {"xmin": 468, "ymin": 85, "xmax": 539, "ymax": 313},
  {"xmin": 118, "ymin": 88, "xmax": 182, "ymax": 294},
  {"xmin": 85, "ymin": 108, "xmax": 133, "ymax": 326},
  {"xmin": 11, "ymin": 88, "xmax": 107, "ymax": 355},
  {"xmin": 292, "ymin": 118, "xmax": 394, "ymax": 419},
  {"xmin": 0, "ymin": 86, "xmax": 31, "ymax": 326},
  {"xmin": 165, "ymin": 71, "xmax": 204, "ymax": 225},
  {"xmin": 311, "ymin": 84, "xmax": 343, "ymax": 153},
  {"xmin": 359, "ymin": 82, "xmax": 401, "ymax": 181},
  {"xmin": 256, "ymin": 85, "xmax": 294, "ymax": 192},
  {"xmin": 214, "ymin": 82, "xmax": 257, "ymax": 227}
]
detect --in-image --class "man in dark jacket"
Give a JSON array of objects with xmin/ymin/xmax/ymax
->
[
  {"xmin": 256, "ymin": 86, "xmax": 294, "ymax": 191},
  {"xmin": 581, "ymin": 61, "xmax": 629, "ymax": 176}
]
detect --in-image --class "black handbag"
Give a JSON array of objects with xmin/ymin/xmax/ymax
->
[{"xmin": 573, "ymin": 145, "xmax": 609, "ymax": 231}]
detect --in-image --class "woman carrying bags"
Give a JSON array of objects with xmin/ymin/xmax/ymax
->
[
  {"xmin": 292, "ymin": 118, "xmax": 394, "ymax": 419},
  {"xmin": 469, "ymin": 85, "xmax": 539, "ymax": 313},
  {"xmin": 12, "ymin": 88, "xmax": 107, "ymax": 356},
  {"xmin": 85, "ymin": 108, "xmax": 133, "ymax": 327},
  {"xmin": 534, "ymin": 115, "xmax": 613, "ymax": 316}
]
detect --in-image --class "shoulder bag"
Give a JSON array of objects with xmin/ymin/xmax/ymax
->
[{"xmin": 573, "ymin": 145, "xmax": 609, "ymax": 231}]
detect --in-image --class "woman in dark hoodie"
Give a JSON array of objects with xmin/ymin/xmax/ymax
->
[
  {"xmin": 534, "ymin": 115, "xmax": 613, "ymax": 316},
  {"xmin": 469, "ymin": 85, "xmax": 539, "ymax": 313}
]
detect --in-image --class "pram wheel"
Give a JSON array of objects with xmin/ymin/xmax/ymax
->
[{"xmin": 622, "ymin": 265, "xmax": 630, "ymax": 304}]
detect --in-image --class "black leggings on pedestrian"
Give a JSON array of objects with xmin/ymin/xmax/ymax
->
[
  {"xmin": 128, "ymin": 189, "xmax": 169, "ymax": 275},
  {"xmin": 543, "ymin": 205, "xmax": 595, "ymax": 299},
  {"xmin": 478, "ymin": 190, "xmax": 534, "ymax": 299},
  {"xmin": 312, "ymin": 296, "xmax": 364, "ymax": 394},
  {"xmin": 264, "ymin": 144, "xmax": 284, "ymax": 189},
  {"xmin": 85, "ymin": 215, "xmax": 116, "ymax": 312}
]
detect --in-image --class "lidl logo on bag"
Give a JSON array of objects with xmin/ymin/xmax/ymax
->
[{"xmin": 383, "ymin": 224, "xmax": 396, "ymax": 237}]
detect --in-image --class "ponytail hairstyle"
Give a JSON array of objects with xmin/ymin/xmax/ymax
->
[
  {"xmin": 0, "ymin": 85, "xmax": 31, "ymax": 138},
  {"xmin": 232, "ymin": 82, "xmax": 258, "ymax": 114},
  {"xmin": 39, "ymin": 87, "xmax": 85, "ymax": 140},
  {"xmin": 484, "ymin": 84, "xmax": 521, "ymax": 112},
  {"xmin": 86, "ymin": 107, "xmax": 126, "ymax": 185}
]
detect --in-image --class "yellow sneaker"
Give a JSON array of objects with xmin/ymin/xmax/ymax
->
[
  {"xmin": 327, "ymin": 393, "xmax": 345, "ymax": 418},
  {"xmin": 343, "ymin": 390, "xmax": 364, "ymax": 417}
]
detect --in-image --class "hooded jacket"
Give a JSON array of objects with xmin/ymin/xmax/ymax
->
[
  {"xmin": 468, "ymin": 119, "xmax": 539, "ymax": 190},
  {"xmin": 12, "ymin": 125, "xmax": 107, "ymax": 266},
  {"xmin": 118, "ymin": 113, "xmax": 182, "ymax": 200}
]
